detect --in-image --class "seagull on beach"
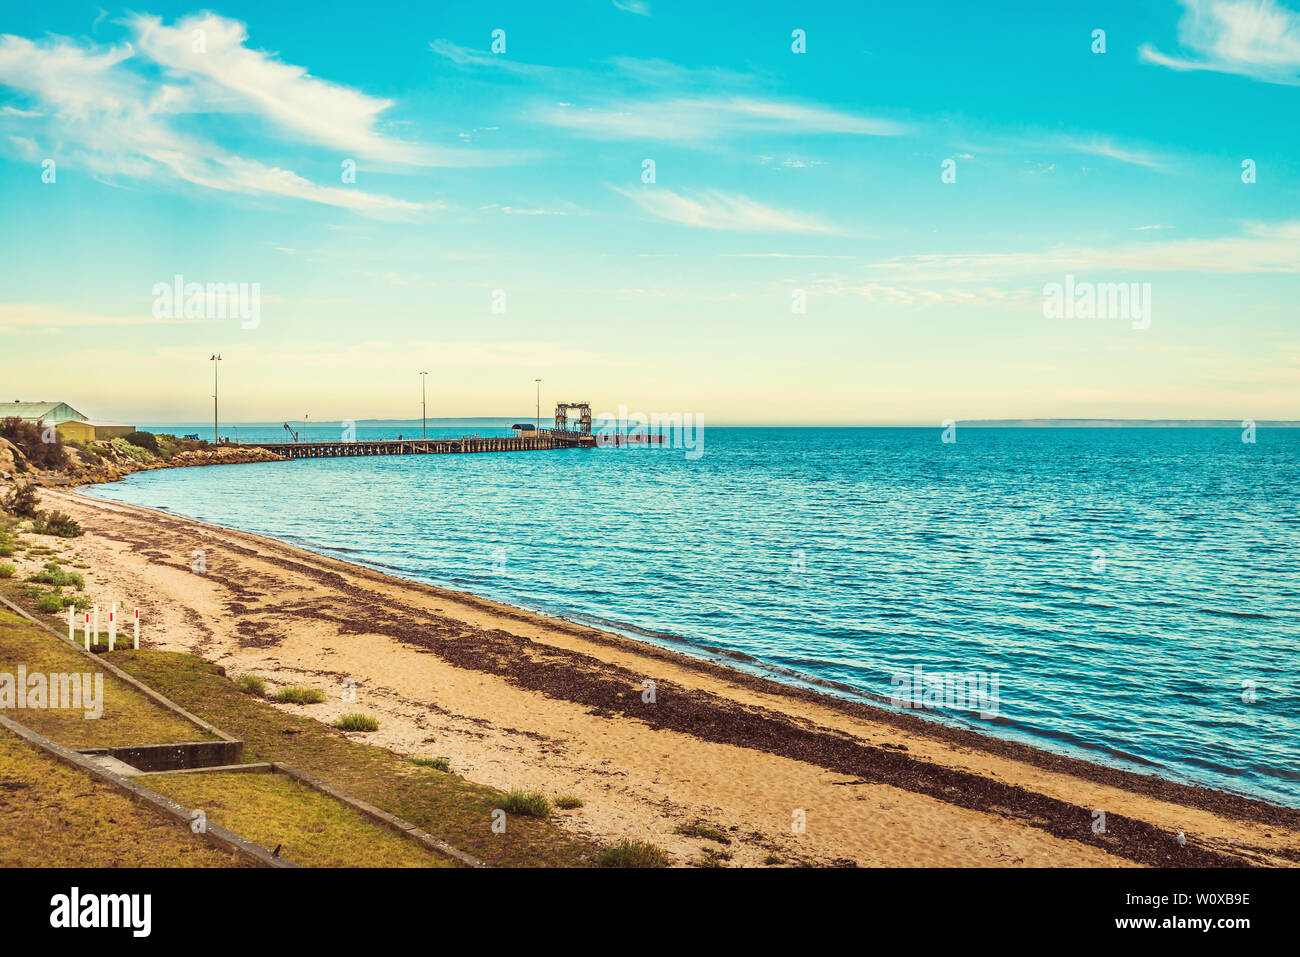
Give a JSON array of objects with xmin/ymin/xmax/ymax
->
[{"xmin": 1176, "ymin": 832, "xmax": 1186, "ymax": 847}]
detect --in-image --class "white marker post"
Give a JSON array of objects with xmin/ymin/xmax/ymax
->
[
  {"xmin": 133, "ymin": 608, "xmax": 140, "ymax": 650},
  {"xmin": 92, "ymin": 605, "xmax": 99, "ymax": 650},
  {"xmin": 108, "ymin": 603, "xmax": 116, "ymax": 651},
  {"xmin": 68, "ymin": 606, "xmax": 74, "ymax": 641},
  {"xmin": 83, "ymin": 612, "xmax": 91, "ymax": 651}
]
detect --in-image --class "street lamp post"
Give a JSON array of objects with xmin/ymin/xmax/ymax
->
[
  {"xmin": 534, "ymin": 378, "xmax": 541, "ymax": 432},
  {"xmin": 419, "ymin": 371, "xmax": 428, "ymax": 439},
  {"xmin": 209, "ymin": 354, "xmax": 221, "ymax": 444}
]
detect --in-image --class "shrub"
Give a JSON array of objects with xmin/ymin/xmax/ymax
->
[
  {"xmin": 27, "ymin": 561, "xmax": 81, "ymax": 589},
  {"xmin": 554, "ymin": 795, "xmax": 584, "ymax": 809},
  {"xmin": 0, "ymin": 563, "xmax": 14, "ymax": 578},
  {"xmin": 237, "ymin": 674, "xmax": 267, "ymax": 696},
  {"xmin": 122, "ymin": 431, "xmax": 158, "ymax": 453},
  {"xmin": 334, "ymin": 713, "xmax": 379, "ymax": 732},
  {"xmin": 108, "ymin": 438, "xmax": 149, "ymax": 463},
  {"xmin": 596, "ymin": 840, "xmax": 669, "ymax": 868},
  {"xmin": 3, "ymin": 483, "xmax": 41, "ymax": 518},
  {"xmin": 272, "ymin": 686, "xmax": 326, "ymax": 704},
  {"xmin": 763, "ymin": 853, "xmax": 784, "ymax": 866},
  {"xmin": 501, "ymin": 789, "xmax": 551, "ymax": 818},
  {"xmin": 34, "ymin": 511, "xmax": 83, "ymax": 538},
  {"xmin": 27, "ymin": 561, "xmax": 83, "ymax": 590},
  {"xmin": 0, "ymin": 417, "xmax": 68, "ymax": 470},
  {"xmin": 35, "ymin": 590, "xmax": 62, "ymax": 613}
]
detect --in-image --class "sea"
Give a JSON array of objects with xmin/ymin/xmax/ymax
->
[{"xmin": 85, "ymin": 423, "xmax": 1300, "ymax": 806}]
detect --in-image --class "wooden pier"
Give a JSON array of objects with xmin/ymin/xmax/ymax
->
[{"xmin": 245, "ymin": 429, "xmax": 664, "ymax": 460}]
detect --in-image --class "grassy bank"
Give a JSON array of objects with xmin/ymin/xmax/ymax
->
[{"xmin": 0, "ymin": 730, "xmax": 243, "ymax": 867}]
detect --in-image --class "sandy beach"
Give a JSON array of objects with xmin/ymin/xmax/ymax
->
[{"xmin": 29, "ymin": 486, "xmax": 1300, "ymax": 868}]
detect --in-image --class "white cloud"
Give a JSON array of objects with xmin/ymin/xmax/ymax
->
[
  {"xmin": 1141, "ymin": 0, "xmax": 1300, "ymax": 84},
  {"xmin": 1061, "ymin": 137, "xmax": 1166, "ymax": 170},
  {"xmin": 613, "ymin": 186, "xmax": 841, "ymax": 233},
  {"xmin": 0, "ymin": 25, "xmax": 433, "ymax": 216},
  {"xmin": 133, "ymin": 14, "xmax": 428, "ymax": 164},
  {"xmin": 541, "ymin": 96, "xmax": 907, "ymax": 141},
  {"xmin": 868, "ymin": 220, "xmax": 1300, "ymax": 280},
  {"xmin": 613, "ymin": 0, "xmax": 652, "ymax": 15}
]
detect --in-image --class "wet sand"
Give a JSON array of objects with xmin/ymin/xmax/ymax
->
[{"xmin": 35, "ymin": 487, "xmax": 1300, "ymax": 867}]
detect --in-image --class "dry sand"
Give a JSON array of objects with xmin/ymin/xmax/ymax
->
[{"xmin": 29, "ymin": 487, "xmax": 1300, "ymax": 868}]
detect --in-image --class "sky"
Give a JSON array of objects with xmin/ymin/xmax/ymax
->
[{"xmin": 0, "ymin": 0, "xmax": 1298, "ymax": 425}]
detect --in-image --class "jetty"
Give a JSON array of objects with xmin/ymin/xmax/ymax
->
[{"xmin": 243, "ymin": 402, "xmax": 663, "ymax": 460}]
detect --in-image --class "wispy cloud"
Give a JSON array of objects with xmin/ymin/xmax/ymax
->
[
  {"xmin": 1061, "ymin": 137, "xmax": 1166, "ymax": 170},
  {"xmin": 612, "ymin": 0, "xmax": 652, "ymax": 15},
  {"xmin": 867, "ymin": 220, "xmax": 1300, "ymax": 280},
  {"xmin": 1140, "ymin": 0, "xmax": 1300, "ymax": 84},
  {"xmin": 613, "ymin": 186, "xmax": 842, "ymax": 233},
  {"xmin": 540, "ymin": 96, "xmax": 907, "ymax": 142},
  {"xmin": 0, "ymin": 16, "xmax": 475, "ymax": 216}
]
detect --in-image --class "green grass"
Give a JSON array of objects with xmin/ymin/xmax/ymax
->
[
  {"xmin": 554, "ymin": 794, "xmax": 584, "ymax": 809},
  {"xmin": 0, "ymin": 564, "xmax": 14, "ymax": 579},
  {"xmin": 677, "ymin": 822, "xmax": 732, "ymax": 845},
  {"xmin": 0, "ymin": 730, "xmax": 244, "ymax": 868},
  {"xmin": 271, "ymin": 686, "xmax": 326, "ymax": 704},
  {"xmin": 334, "ymin": 713, "xmax": 379, "ymax": 732},
  {"xmin": 34, "ymin": 590, "xmax": 61, "ymax": 613},
  {"xmin": 411, "ymin": 756, "xmax": 451, "ymax": 771},
  {"xmin": 106, "ymin": 649, "xmax": 598, "ymax": 866},
  {"xmin": 145, "ymin": 771, "xmax": 455, "ymax": 868},
  {"xmin": 0, "ymin": 600, "xmax": 219, "ymax": 750},
  {"xmin": 501, "ymin": 789, "xmax": 552, "ymax": 818},
  {"xmin": 763, "ymin": 853, "xmax": 784, "ymax": 865},
  {"xmin": 596, "ymin": 839, "xmax": 670, "ymax": 868},
  {"xmin": 237, "ymin": 674, "xmax": 266, "ymax": 696}
]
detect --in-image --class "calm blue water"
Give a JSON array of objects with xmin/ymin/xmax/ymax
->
[{"xmin": 88, "ymin": 427, "xmax": 1300, "ymax": 806}]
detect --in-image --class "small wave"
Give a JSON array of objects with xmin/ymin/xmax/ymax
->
[{"xmin": 1196, "ymin": 607, "xmax": 1273, "ymax": 621}]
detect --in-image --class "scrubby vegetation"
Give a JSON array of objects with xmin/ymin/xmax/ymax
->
[
  {"xmin": 121, "ymin": 430, "xmax": 158, "ymax": 453},
  {"xmin": 27, "ymin": 561, "xmax": 84, "ymax": 590},
  {"xmin": 334, "ymin": 713, "xmax": 380, "ymax": 732},
  {"xmin": 411, "ymin": 756, "xmax": 451, "ymax": 771},
  {"xmin": 676, "ymin": 822, "xmax": 732, "ymax": 845},
  {"xmin": 33, "ymin": 510, "xmax": 82, "ymax": 538},
  {"xmin": 0, "ymin": 417, "xmax": 68, "ymax": 470},
  {"xmin": 272, "ymin": 686, "xmax": 326, "ymax": 704},
  {"xmin": 108, "ymin": 437, "xmax": 150, "ymax": 464},
  {"xmin": 554, "ymin": 794, "xmax": 584, "ymax": 809},
  {"xmin": 596, "ymin": 839, "xmax": 669, "ymax": 868},
  {"xmin": 501, "ymin": 789, "xmax": 552, "ymax": 818},
  {"xmin": 3, "ymin": 483, "xmax": 41, "ymax": 518},
  {"xmin": 0, "ymin": 564, "xmax": 14, "ymax": 579},
  {"xmin": 237, "ymin": 674, "xmax": 268, "ymax": 696}
]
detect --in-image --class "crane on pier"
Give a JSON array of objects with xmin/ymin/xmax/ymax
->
[{"xmin": 282, "ymin": 422, "xmax": 300, "ymax": 443}]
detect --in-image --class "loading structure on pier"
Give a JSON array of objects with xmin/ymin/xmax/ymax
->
[{"xmin": 553, "ymin": 402, "xmax": 592, "ymax": 435}]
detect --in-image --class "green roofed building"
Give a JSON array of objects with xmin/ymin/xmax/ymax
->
[
  {"xmin": 4, "ymin": 400, "xmax": 134, "ymax": 440},
  {"xmin": 3, "ymin": 400, "xmax": 87, "ymax": 425}
]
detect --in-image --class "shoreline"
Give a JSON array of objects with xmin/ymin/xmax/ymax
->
[
  {"xmin": 81, "ymin": 470, "xmax": 1291, "ymax": 811},
  {"xmin": 17, "ymin": 486, "xmax": 1300, "ymax": 866}
]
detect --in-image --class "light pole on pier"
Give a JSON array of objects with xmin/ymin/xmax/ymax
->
[
  {"xmin": 420, "ymin": 371, "xmax": 429, "ymax": 439},
  {"xmin": 534, "ymin": 378, "xmax": 541, "ymax": 432},
  {"xmin": 209, "ymin": 354, "xmax": 221, "ymax": 444}
]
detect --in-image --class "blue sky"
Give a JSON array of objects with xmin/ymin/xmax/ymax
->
[{"xmin": 1, "ymin": 0, "xmax": 1297, "ymax": 424}]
